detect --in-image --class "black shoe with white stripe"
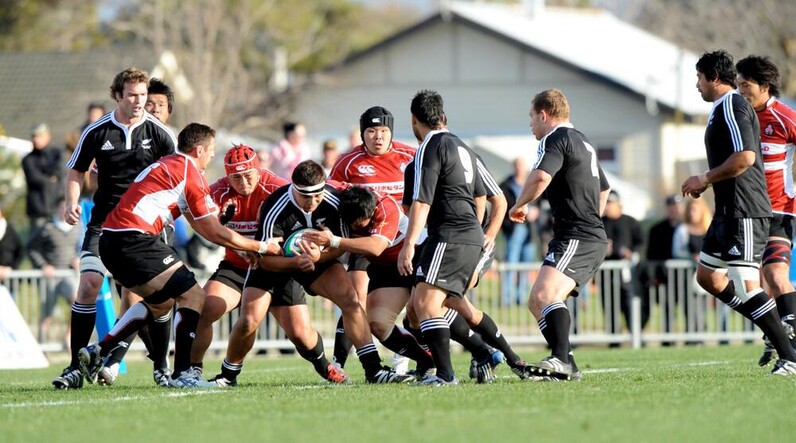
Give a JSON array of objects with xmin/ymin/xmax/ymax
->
[
  {"xmin": 366, "ymin": 366, "xmax": 416, "ymax": 384},
  {"xmin": 759, "ymin": 322, "xmax": 795, "ymax": 367},
  {"xmin": 771, "ymin": 359, "xmax": 796, "ymax": 376},
  {"xmin": 530, "ymin": 356, "xmax": 574, "ymax": 381}
]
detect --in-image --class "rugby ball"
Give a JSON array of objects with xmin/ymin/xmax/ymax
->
[{"xmin": 283, "ymin": 228, "xmax": 310, "ymax": 257}]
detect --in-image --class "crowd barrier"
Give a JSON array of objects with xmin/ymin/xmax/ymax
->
[{"xmin": 2, "ymin": 259, "xmax": 761, "ymax": 355}]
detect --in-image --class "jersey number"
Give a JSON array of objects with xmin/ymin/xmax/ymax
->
[
  {"xmin": 457, "ymin": 146, "xmax": 474, "ymax": 184},
  {"xmin": 584, "ymin": 142, "xmax": 599, "ymax": 178}
]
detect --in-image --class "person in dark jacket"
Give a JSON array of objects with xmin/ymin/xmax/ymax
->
[
  {"xmin": 0, "ymin": 207, "xmax": 25, "ymax": 287},
  {"xmin": 601, "ymin": 190, "xmax": 645, "ymax": 342},
  {"xmin": 22, "ymin": 123, "xmax": 64, "ymax": 234}
]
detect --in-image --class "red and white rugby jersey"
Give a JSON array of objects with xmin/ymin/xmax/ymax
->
[
  {"xmin": 361, "ymin": 192, "xmax": 408, "ymax": 264},
  {"xmin": 211, "ymin": 168, "xmax": 288, "ymax": 269},
  {"xmin": 103, "ymin": 153, "xmax": 218, "ymax": 235},
  {"xmin": 329, "ymin": 141, "xmax": 415, "ymax": 201},
  {"xmin": 758, "ymin": 98, "xmax": 796, "ymax": 215}
]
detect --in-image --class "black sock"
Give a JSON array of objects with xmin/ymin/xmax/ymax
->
[
  {"xmin": 296, "ymin": 332, "xmax": 331, "ymax": 378},
  {"xmin": 713, "ymin": 281, "xmax": 742, "ymax": 308},
  {"xmin": 173, "ymin": 308, "xmax": 200, "ymax": 377},
  {"xmin": 147, "ymin": 312, "xmax": 172, "ymax": 370},
  {"xmin": 402, "ymin": 318, "xmax": 429, "ymax": 353},
  {"xmin": 474, "ymin": 314, "xmax": 522, "ymax": 366},
  {"xmin": 99, "ymin": 302, "xmax": 154, "ymax": 359},
  {"xmin": 70, "ymin": 302, "xmax": 97, "ymax": 367},
  {"xmin": 737, "ymin": 291, "xmax": 796, "ymax": 361},
  {"xmin": 776, "ymin": 291, "xmax": 796, "ymax": 347},
  {"xmin": 219, "ymin": 358, "xmax": 242, "ymax": 380},
  {"xmin": 420, "ymin": 317, "xmax": 455, "ymax": 382},
  {"xmin": 333, "ymin": 316, "xmax": 352, "ymax": 368},
  {"xmin": 355, "ymin": 342, "xmax": 382, "ymax": 377},
  {"xmin": 444, "ymin": 309, "xmax": 490, "ymax": 361},
  {"xmin": 539, "ymin": 302, "xmax": 571, "ymax": 362},
  {"xmin": 105, "ymin": 332, "xmax": 136, "ymax": 365},
  {"xmin": 380, "ymin": 326, "xmax": 434, "ymax": 367}
]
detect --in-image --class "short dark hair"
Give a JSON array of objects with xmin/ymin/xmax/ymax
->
[
  {"xmin": 410, "ymin": 90, "xmax": 445, "ymax": 129},
  {"xmin": 110, "ymin": 67, "xmax": 148, "ymax": 101},
  {"xmin": 339, "ymin": 186, "xmax": 378, "ymax": 226},
  {"xmin": 148, "ymin": 78, "xmax": 175, "ymax": 113},
  {"xmin": 87, "ymin": 102, "xmax": 105, "ymax": 113},
  {"xmin": 283, "ymin": 121, "xmax": 302, "ymax": 137},
  {"xmin": 736, "ymin": 55, "xmax": 781, "ymax": 98},
  {"xmin": 696, "ymin": 50, "xmax": 736, "ymax": 87},
  {"xmin": 178, "ymin": 123, "xmax": 215, "ymax": 154},
  {"xmin": 291, "ymin": 160, "xmax": 325, "ymax": 187}
]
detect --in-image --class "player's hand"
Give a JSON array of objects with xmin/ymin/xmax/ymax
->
[
  {"xmin": 42, "ymin": 264, "xmax": 56, "ymax": 279},
  {"xmin": 484, "ymin": 234, "xmax": 496, "ymax": 253},
  {"xmin": 301, "ymin": 229, "xmax": 331, "ymax": 247},
  {"xmin": 296, "ymin": 253, "xmax": 316, "ymax": 272},
  {"xmin": 681, "ymin": 175, "xmax": 709, "ymax": 199},
  {"xmin": 64, "ymin": 203, "xmax": 82, "ymax": 225},
  {"xmin": 219, "ymin": 202, "xmax": 236, "ymax": 225},
  {"xmin": 398, "ymin": 245, "xmax": 414, "ymax": 276},
  {"xmin": 296, "ymin": 240, "xmax": 321, "ymax": 262},
  {"xmin": 508, "ymin": 204, "xmax": 528, "ymax": 223}
]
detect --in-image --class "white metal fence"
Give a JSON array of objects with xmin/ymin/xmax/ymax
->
[{"xmin": 2, "ymin": 259, "xmax": 760, "ymax": 355}]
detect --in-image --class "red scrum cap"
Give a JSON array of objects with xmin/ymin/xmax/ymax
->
[{"xmin": 224, "ymin": 144, "xmax": 259, "ymax": 175}]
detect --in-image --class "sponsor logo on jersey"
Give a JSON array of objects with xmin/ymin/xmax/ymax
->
[
  {"xmin": 141, "ymin": 138, "xmax": 152, "ymax": 150},
  {"xmin": 226, "ymin": 221, "xmax": 258, "ymax": 232},
  {"xmin": 163, "ymin": 255, "xmax": 175, "ymax": 265},
  {"xmin": 315, "ymin": 217, "xmax": 327, "ymax": 228},
  {"xmin": 357, "ymin": 164, "xmax": 376, "ymax": 176},
  {"xmin": 764, "ymin": 124, "xmax": 774, "ymax": 136},
  {"xmin": 101, "ymin": 140, "xmax": 114, "ymax": 151},
  {"xmin": 291, "ymin": 221, "xmax": 304, "ymax": 231},
  {"xmin": 728, "ymin": 246, "xmax": 741, "ymax": 256},
  {"xmin": 399, "ymin": 162, "xmax": 408, "ymax": 172}
]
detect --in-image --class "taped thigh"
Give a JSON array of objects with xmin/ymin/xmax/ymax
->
[
  {"xmin": 727, "ymin": 261, "xmax": 762, "ymax": 303},
  {"xmin": 763, "ymin": 239, "xmax": 792, "ymax": 266},
  {"xmin": 79, "ymin": 251, "xmax": 107, "ymax": 276}
]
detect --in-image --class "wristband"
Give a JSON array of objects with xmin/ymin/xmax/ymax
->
[
  {"xmin": 258, "ymin": 241, "xmax": 269, "ymax": 255},
  {"xmin": 330, "ymin": 235, "xmax": 341, "ymax": 248},
  {"xmin": 699, "ymin": 170, "xmax": 711, "ymax": 187}
]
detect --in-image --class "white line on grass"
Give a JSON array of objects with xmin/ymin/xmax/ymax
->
[{"xmin": 2, "ymin": 389, "xmax": 228, "ymax": 409}]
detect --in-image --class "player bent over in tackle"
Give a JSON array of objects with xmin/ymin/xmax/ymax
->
[
  {"xmin": 214, "ymin": 160, "xmax": 413, "ymax": 384},
  {"xmin": 509, "ymin": 89, "xmax": 611, "ymax": 381},
  {"xmin": 76, "ymin": 123, "xmax": 281, "ymax": 388},
  {"xmin": 303, "ymin": 186, "xmax": 436, "ymax": 378}
]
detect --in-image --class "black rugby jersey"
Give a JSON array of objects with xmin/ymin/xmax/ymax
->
[
  {"xmin": 705, "ymin": 91, "xmax": 770, "ymax": 218},
  {"xmin": 256, "ymin": 184, "xmax": 345, "ymax": 243},
  {"xmin": 410, "ymin": 130, "xmax": 484, "ymax": 245},
  {"xmin": 533, "ymin": 123, "xmax": 609, "ymax": 242},
  {"xmin": 66, "ymin": 111, "xmax": 176, "ymax": 226}
]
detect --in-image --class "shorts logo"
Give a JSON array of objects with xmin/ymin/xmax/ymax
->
[
  {"xmin": 416, "ymin": 266, "xmax": 424, "ymax": 277},
  {"xmin": 495, "ymin": 331, "xmax": 501, "ymax": 338},
  {"xmin": 728, "ymin": 246, "xmax": 741, "ymax": 256},
  {"xmin": 544, "ymin": 252, "xmax": 555, "ymax": 263},
  {"xmin": 163, "ymin": 255, "xmax": 175, "ymax": 265},
  {"xmin": 357, "ymin": 165, "xmax": 376, "ymax": 176}
]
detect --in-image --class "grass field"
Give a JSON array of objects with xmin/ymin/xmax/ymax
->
[{"xmin": 1, "ymin": 345, "xmax": 794, "ymax": 443}]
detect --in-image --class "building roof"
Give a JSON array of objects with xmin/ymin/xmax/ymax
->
[
  {"xmin": 343, "ymin": 1, "xmax": 711, "ymax": 118},
  {"xmin": 0, "ymin": 46, "xmax": 154, "ymax": 144}
]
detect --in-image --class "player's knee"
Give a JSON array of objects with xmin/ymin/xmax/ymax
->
[
  {"xmin": 369, "ymin": 320, "xmax": 390, "ymax": 340},
  {"xmin": 148, "ymin": 266, "xmax": 197, "ymax": 305},
  {"xmin": 201, "ymin": 295, "xmax": 229, "ymax": 321},
  {"xmin": 286, "ymin": 326, "xmax": 316, "ymax": 349},
  {"xmin": 336, "ymin": 290, "xmax": 362, "ymax": 314}
]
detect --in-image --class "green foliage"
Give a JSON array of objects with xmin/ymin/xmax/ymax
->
[
  {"xmin": 0, "ymin": 0, "xmax": 104, "ymax": 51},
  {"xmin": 0, "ymin": 346, "xmax": 790, "ymax": 442}
]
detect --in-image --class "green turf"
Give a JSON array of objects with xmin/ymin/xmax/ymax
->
[{"xmin": 1, "ymin": 345, "xmax": 793, "ymax": 443}]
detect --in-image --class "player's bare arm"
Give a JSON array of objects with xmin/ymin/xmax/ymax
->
[
  {"xmin": 64, "ymin": 169, "xmax": 85, "ymax": 225},
  {"xmin": 398, "ymin": 200, "xmax": 430, "ymax": 276},
  {"xmin": 509, "ymin": 169, "xmax": 552, "ymax": 223},
  {"xmin": 681, "ymin": 150, "xmax": 755, "ymax": 198},
  {"xmin": 484, "ymin": 193, "xmax": 507, "ymax": 250}
]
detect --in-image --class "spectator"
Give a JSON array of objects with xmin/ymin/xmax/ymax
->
[
  {"xmin": 0, "ymin": 206, "xmax": 24, "ymax": 284},
  {"xmin": 601, "ymin": 190, "xmax": 645, "ymax": 343},
  {"xmin": 638, "ymin": 195, "xmax": 683, "ymax": 344},
  {"xmin": 270, "ymin": 121, "xmax": 309, "ymax": 179},
  {"xmin": 28, "ymin": 200, "xmax": 81, "ymax": 345},
  {"xmin": 22, "ymin": 123, "xmax": 64, "ymax": 235},
  {"xmin": 320, "ymin": 139, "xmax": 339, "ymax": 177},
  {"xmin": 498, "ymin": 157, "xmax": 539, "ymax": 305},
  {"xmin": 348, "ymin": 127, "xmax": 363, "ymax": 152},
  {"xmin": 672, "ymin": 197, "xmax": 712, "ymax": 341},
  {"xmin": 81, "ymin": 103, "xmax": 106, "ymax": 131},
  {"xmin": 257, "ymin": 148, "xmax": 272, "ymax": 171}
]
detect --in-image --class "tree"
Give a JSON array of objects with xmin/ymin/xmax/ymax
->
[
  {"xmin": 0, "ymin": 0, "xmax": 104, "ymax": 51},
  {"xmin": 106, "ymin": 0, "xmax": 417, "ymax": 138}
]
